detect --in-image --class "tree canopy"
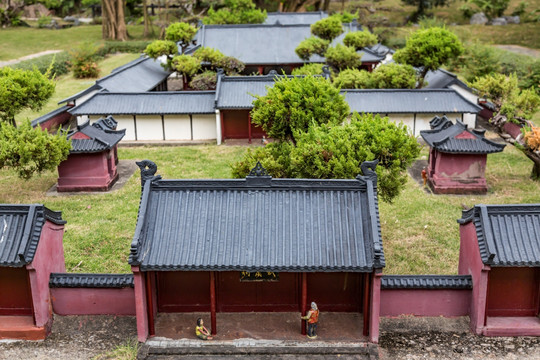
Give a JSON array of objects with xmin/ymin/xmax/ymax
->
[
  {"xmin": 402, "ymin": 0, "xmax": 451, "ymax": 22},
  {"xmin": 343, "ymin": 30, "xmax": 378, "ymax": 51},
  {"xmin": 250, "ymin": 76, "xmax": 349, "ymax": 143},
  {"xmin": 0, "ymin": 121, "xmax": 71, "ymax": 180},
  {"xmin": 203, "ymin": 0, "xmax": 267, "ymax": 24},
  {"xmin": 472, "ymin": 73, "xmax": 540, "ymax": 180},
  {"xmin": 393, "ymin": 27, "xmax": 463, "ymax": 88},
  {"xmin": 332, "ymin": 64, "xmax": 416, "ymax": 89},
  {"xmin": 0, "ymin": 67, "xmax": 55, "ymax": 126},
  {"xmin": 233, "ymin": 76, "xmax": 420, "ymax": 203},
  {"xmin": 310, "ymin": 16, "xmax": 344, "ymax": 41}
]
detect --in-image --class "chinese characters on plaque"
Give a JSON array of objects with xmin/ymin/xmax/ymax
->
[{"xmin": 240, "ymin": 271, "xmax": 279, "ymax": 282}]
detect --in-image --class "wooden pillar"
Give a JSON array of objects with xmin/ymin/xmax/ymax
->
[
  {"xmin": 258, "ymin": 65, "xmax": 264, "ymax": 75},
  {"xmin": 362, "ymin": 273, "xmax": 370, "ymax": 336},
  {"xmin": 145, "ymin": 272, "xmax": 155, "ymax": 336},
  {"xmin": 248, "ymin": 112, "xmax": 252, "ymax": 144},
  {"xmin": 301, "ymin": 272, "xmax": 307, "ymax": 335},
  {"xmin": 210, "ymin": 271, "xmax": 217, "ymax": 335},
  {"xmin": 220, "ymin": 111, "xmax": 225, "ymax": 143}
]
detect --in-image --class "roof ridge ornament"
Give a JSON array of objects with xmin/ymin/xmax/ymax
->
[
  {"xmin": 248, "ymin": 161, "xmax": 269, "ymax": 177},
  {"xmin": 358, "ymin": 159, "xmax": 379, "ymax": 182},
  {"xmin": 136, "ymin": 160, "xmax": 161, "ymax": 188}
]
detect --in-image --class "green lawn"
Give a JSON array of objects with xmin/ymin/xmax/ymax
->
[
  {"xmin": 0, "ymin": 141, "xmax": 538, "ymax": 274},
  {"xmin": 0, "ymin": 24, "xmax": 151, "ymax": 61}
]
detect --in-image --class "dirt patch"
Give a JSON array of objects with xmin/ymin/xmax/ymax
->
[
  {"xmin": 0, "ymin": 315, "xmax": 137, "ymax": 360},
  {"xmin": 379, "ymin": 316, "xmax": 540, "ymax": 359},
  {"xmin": 493, "ymin": 45, "xmax": 540, "ymax": 59}
]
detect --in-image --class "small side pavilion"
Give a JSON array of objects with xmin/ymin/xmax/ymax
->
[
  {"xmin": 57, "ymin": 116, "xmax": 125, "ymax": 192},
  {"xmin": 129, "ymin": 160, "xmax": 385, "ymax": 343},
  {"xmin": 458, "ymin": 204, "xmax": 540, "ymax": 336},
  {"xmin": 420, "ymin": 116, "xmax": 505, "ymax": 194},
  {"xmin": 0, "ymin": 204, "xmax": 66, "ymax": 340}
]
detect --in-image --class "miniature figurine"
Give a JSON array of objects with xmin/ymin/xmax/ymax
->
[
  {"xmin": 301, "ymin": 301, "xmax": 319, "ymax": 339},
  {"xmin": 195, "ymin": 318, "xmax": 213, "ymax": 340}
]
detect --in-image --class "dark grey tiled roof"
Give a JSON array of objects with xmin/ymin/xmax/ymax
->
[
  {"xmin": 69, "ymin": 91, "xmax": 216, "ymax": 115},
  {"xmin": 381, "ymin": 275, "xmax": 473, "ymax": 289},
  {"xmin": 129, "ymin": 161, "xmax": 385, "ymax": 272},
  {"xmin": 59, "ymin": 57, "xmax": 170, "ymax": 104},
  {"xmin": 264, "ymin": 11, "xmax": 328, "ymax": 25},
  {"xmin": 424, "ymin": 69, "xmax": 470, "ymax": 90},
  {"xmin": 420, "ymin": 116, "xmax": 505, "ymax": 154},
  {"xmin": 343, "ymin": 89, "xmax": 482, "ymax": 114},
  {"xmin": 0, "ymin": 205, "xmax": 65, "ymax": 267},
  {"xmin": 49, "ymin": 273, "xmax": 134, "ymax": 288},
  {"xmin": 30, "ymin": 105, "xmax": 72, "ymax": 128},
  {"xmin": 68, "ymin": 118, "xmax": 126, "ymax": 153},
  {"xmin": 215, "ymin": 74, "xmax": 278, "ymax": 109},
  {"xmin": 359, "ymin": 47, "xmax": 385, "ymax": 63},
  {"xmin": 190, "ymin": 22, "xmax": 364, "ymax": 65},
  {"xmin": 458, "ymin": 204, "xmax": 540, "ymax": 267}
]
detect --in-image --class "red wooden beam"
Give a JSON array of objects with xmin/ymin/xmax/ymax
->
[
  {"xmin": 220, "ymin": 111, "xmax": 225, "ymax": 144},
  {"xmin": 248, "ymin": 112, "xmax": 252, "ymax": 144},
  {"xmin": 363, "ymin": 273, "xmax": 370, "ymax": 336},
  {"xmin": 145, "ymin": 272, "xmax": 155, "ymax": 337},
  {"xmin": 210, "ymin": 271, "xmax": 217, "ymax": 335},
  {"xmin": 301, "ymin": 272, "xmax": 307, "ymax": 335}
]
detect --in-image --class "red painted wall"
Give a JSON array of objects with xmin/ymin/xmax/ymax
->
[
  {"xmin": 157, "ymin": 271, "xmax": 210, "ymax": 312},
  {"xmin": 487, "ymin": 267, "xmax": 540, "ymax": 317},
  {"xmin": 37, "ymin": 110, "xmax": 72, "ymax": 132},
  {"xmin": 57, "ymin": 150, "xmax": 118, "ymax": 192},
  {"xmin": 428, "ymin": 151, "xmax": 488, "ymax": 194},
  {"xmin": 307, "ymin": 272, "xmax": 363, "ymax": 312},
  {"xmin": 0, "ymin": 267, "xmax": 33, "ymax": 315},
  {"xmin": 51, "ymin": 287, "xmax": 135, "ymax": 315},
  {"xmin": 26, "ymin": 219, "xmax": 66, "ymax": 328},
  {"xmin": 380, "ymin": 289, "xmax": 471, "ymax": 317},
  {"xmin": 222, "ymin": 110, "xmax": 250, "ymax": 139},
  {"xmin": 458, "ymin": 221, "xmax": 490, "ymax": 334}
]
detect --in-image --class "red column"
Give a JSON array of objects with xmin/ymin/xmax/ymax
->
[
  {"xmin": 145, "ymin": 272, "xmax": 155, "ymax": 336},
  {"xmin": 301, "ymin": 272, "xmax": 307, "ymax": 335},
  {"xmin": 258, "ymin": 65, "xmax": 264, "ymax": 75},
  {"xmin": 220, "ymin": 111, "xmax": 225, "ymax": 143},
  {"xmin": 363, "ymin": 273, "xmax": 370, "ymax": 336},
  {"xmin": 248, "ymin": 113, "xmax": 252, "ymax": 144},
  {"xmin": 210, "ymin": 271, "xmax": 217, "ymax": 335}
]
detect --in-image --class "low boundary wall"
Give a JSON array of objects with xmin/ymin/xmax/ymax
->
[
  {"xmin": 50, "ymin": 273, "xmax": 135, "ymax": 316},
  {"xmin": 380, "ymin": 275, "xmax": 472, "ymax": 317}
]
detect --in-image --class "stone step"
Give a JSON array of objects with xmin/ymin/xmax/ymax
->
[{"xmin": 139, "ymin": 338, "xmax": 378, "ymax": 360}]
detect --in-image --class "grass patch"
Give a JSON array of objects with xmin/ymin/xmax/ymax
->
[
  {"xmin": 15, "ymin": 53, "xmax": 141, "ymax": 125},
  {"xmin": 0, "ymin": 24, "xmax": 153, "ymax": 61},
  {"xmin": 93, "ymin": 338, "xmax": 139, "ymax": 360}
]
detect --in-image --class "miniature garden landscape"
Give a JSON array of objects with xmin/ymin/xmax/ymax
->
[{"xmin": 1, "ymin": 0, "xmax": 540, "ymax": 359}]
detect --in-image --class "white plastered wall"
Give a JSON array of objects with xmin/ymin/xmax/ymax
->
[
  {"xmin": 450, "ymin": 85, "xmax": 478, "ymax": 129},
  {"xmin": 135, "ymin": 115, "xmax": 164, "ymax": 141},
  {"xmin": 192, "ymin": 114, "xmax": 217, "ymax": 140},
  {"xmin": 385, "ymin": 113, "xmax": 415, "ymax": 135},
  {"xmin": 164, "ymin": 115, "xmax": 191, "ymax": 140},
  {"xmin": 113, "ymin": 115, "xmax": 137, "ymax": 141}
]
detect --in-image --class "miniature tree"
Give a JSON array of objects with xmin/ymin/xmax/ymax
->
[
  {"xmin": 190, "ymin": 71, "xmax": 218, "ymax": 90},
  {"xmin": 0, "ymin": 67, "xmax": 55, "ymax": 127},
  {"xmin": 393, "ymin": 27, "xmax": 463, "ymax": 88},
  {"xmin": 295, "ymin": 37, "xmax": 330, "ymax": 61},
  {"xmin": 343, "ymin": 30, "xmax": 378, "ymax": 50},
  {"xmin": 310, "ymin": 16, "xmax": 344, "ymax": 41},
  {"xmin": 204, "ymin": 0, "xmax": 267, "ymax": 24},
  {"xmin": 371, "ymin": 63, "xmax": 416, "ymax": 89},
  {"xmin": 291, "ymin": 63, "xmax": 325, "ymax": 76},
  {"xmin": 325, "ymin": 44, "xmax": 362, "ymax": 71},
  {"xmin": 250, "ymin": 76, "xmax": 349, "ymax": 144},
  {"xmin": 472, "ymin": 73, "xmax": 540, "ymax": 180},
  {"xmin": 165, "ymin": 22, "xmax": 198, "ymax": 54},
  {"xmin": 0, "ymin": 120, "xmax": 71, "ymax": 180},
  {"xmin": 333, "ymin": 68, "xmax": 373, "ymax": 89},
  {"xmin": 402, "ymin": 0, "xmax": 451, "ymax": 22}
]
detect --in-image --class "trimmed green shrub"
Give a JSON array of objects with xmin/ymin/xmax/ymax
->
[
  {"xmin": 343, "ymin": 30, "xmax": 378, "ymax": 50},
  {"xmin": 291, "ymin": 63, "xmax": 325, "ymax": 76},
  {"xmin": 189, "ymin": 71, "xmax": 217, "ymax": 90},
  {"xmin": 11, "ymin": 51, "xmax": 71, "ymax": 78},
  {"xmin": 69, "ymin": 42, "xmax": 100, "ymax": 78},
  {"xmin": 192, "ymin": 47, "xmax": 225, "ymax": 65},
  {"xmin": 143, "ymin": 40, "xmax": 177, "ymax": 59},
  {"xmin": 295, "ymin": 37, "xmax": 330, "ymax": 61},
  {"xmin": 171, "ymin": 54, "xmax": 201, "ymax": 77},
  {"xmin": 325, "ymin": 44, "xmax": 362, "ymax": 70},
  {"xmin": 371, "ymin": 63, "xmax": 416, "ymax": 89},
  {"xmin": 215, "ymin": 56, "xmax": 245, "ymax": 75},
  {"xmin": 332, "ymin": 68, "xmax": 373, "ymax": 89},
  {"xmin": 311, "ymin": 16, "xmax": 343, "ymax": 41},
  {"xmin": 204, "ymin": 0, "xmax": 267, "ymax": 24}
]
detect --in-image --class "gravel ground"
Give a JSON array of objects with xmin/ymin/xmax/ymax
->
[
  {"xmin": 0, "ymin": 315, "xmax": 137, "ymax": 360},
  {"xmin": 379, "ymin": 317, "xmax": 540, "ymax": 360},
  {"xmin": 1, "ymin": 316, "xmax": 540, "ymax": 359}
]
